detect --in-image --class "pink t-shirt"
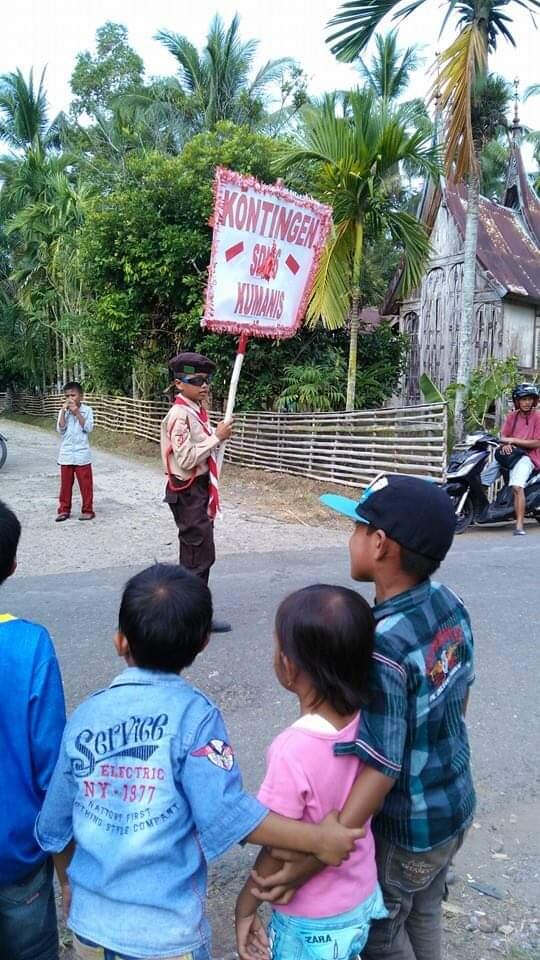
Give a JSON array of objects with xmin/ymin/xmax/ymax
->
[
  {"xmin": 257, "ymin": 713, "xmax": 377, "ymax": 918},
  {"xmin": 502, "ymin": 409, "xmax": 540, "ymax": 470}
]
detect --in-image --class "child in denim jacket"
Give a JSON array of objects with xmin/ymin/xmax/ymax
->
[{"xmin": 36, "ymin": 564, "xmax": 362, "ymax": 960}]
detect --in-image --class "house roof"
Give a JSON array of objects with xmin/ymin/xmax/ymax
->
[
  {"xmin": 360, "ymin": 306, "xmax": 382, "ymax": 329},
  {"xmin": 382, "ymin": 140, "xmax": 540, "ymax": 313},
  {"xmin": 503, "ymin": 140, "xmax": 540, "ymax": 248},
  {"xmin": 446, "ymin": 183, "xmax": 540, "ymax": 301}
]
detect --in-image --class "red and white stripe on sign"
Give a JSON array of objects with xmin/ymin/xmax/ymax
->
[
  {"xmin": 285, "ymin": 254, "xmax": 300, "ymax": 275},
  {"xmin": 225, "ymin": 241, "xmax": 244, "ymax": 262}
]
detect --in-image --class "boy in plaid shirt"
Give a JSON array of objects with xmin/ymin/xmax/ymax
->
[{"xmin": 252, "ymin": 475, "xmax": 475, "ymax": 960}]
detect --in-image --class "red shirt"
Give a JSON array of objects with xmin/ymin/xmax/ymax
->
[{"xmin": 502, "ymin": 408, "xmax": 540, "ymax": 470}]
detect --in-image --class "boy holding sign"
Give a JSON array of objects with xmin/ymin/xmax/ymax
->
[{"xmin": 160, "ymin": 352, "xmax": 233, "ymax": 633}]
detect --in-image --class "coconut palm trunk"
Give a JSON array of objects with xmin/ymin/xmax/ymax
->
[
  {"xmin": 346, "ymin": 219, "xmax": 364, "ymax": 410},
  {"xmin": 454, "ymin": 169, "xmax": 480, "ymax": 439},
  {"xmin": 327, "ymin": 0, "xmax": 538, "ymax": 424}
]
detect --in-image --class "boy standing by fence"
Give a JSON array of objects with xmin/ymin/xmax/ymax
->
[{"xmin": 56, "ymin": 382, "xmax": 95, "ymax": 522}]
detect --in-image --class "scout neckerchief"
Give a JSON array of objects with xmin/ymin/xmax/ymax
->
[{"xmin": 170, "ymin": 395, "xmax": 221, "ymax": 519}]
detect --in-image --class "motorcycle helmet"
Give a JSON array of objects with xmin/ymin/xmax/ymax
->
[{"xmin": 512, "ymin": 383, "xmax": 539, "ymax": 406}]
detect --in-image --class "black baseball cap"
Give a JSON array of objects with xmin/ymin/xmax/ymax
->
[{"xmin": 321, "ymin": 474, "xmax": 456, "ymax": 563}]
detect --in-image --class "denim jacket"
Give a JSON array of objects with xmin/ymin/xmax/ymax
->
[{"xmin": 36, "ymin": 667, "xmax": 267, "ymax": 958}]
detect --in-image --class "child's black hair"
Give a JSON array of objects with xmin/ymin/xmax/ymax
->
[
  {"xmin": 275, "ymin": 584, "xmax": 374, "ymax": 715},
  {"xmin": 63, "ymin": 381, "xmax": 83, "ymax": 394},
  {"xmin": 0, "ymin": 500, "xmax": 21, "ymax": 585},
  {"xmin": 399, "ymin": 546, "xmax": 440, "ymax": 581},
  {"xmin": 119, "ymin": 564, "xmax": 213, "ymax": 673}
]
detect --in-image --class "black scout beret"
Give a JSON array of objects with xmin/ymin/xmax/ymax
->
[{"xmin": 169, "ymin": 352, "xmax": 216, "ymax": 376}]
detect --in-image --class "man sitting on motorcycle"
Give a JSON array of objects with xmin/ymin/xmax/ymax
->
[{"xmin": 483, "ymin": 383, "xmax": 540, "ymax": 535}]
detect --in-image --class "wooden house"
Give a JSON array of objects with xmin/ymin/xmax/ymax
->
[{"xmin": 384, "ymin": 135, "xmax": 540, "ymax": 404}]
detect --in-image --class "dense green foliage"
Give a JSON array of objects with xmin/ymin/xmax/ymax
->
[
  {"xmin": 78, "ymin": 124, "xmax": 279, "ymax": 397},
  {"xmin": 1, "ymin": 15, "xmax": 534, "ymax": 409},
  {"xmin": 70, "ymin": 22, "xmax": 145, "ymax": 118}
]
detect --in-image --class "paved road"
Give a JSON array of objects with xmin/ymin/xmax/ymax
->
[
  {"xmin": 1, "ymin": 417, "xmax": 539, "ymax": 955},
  {"xmin": 3, "ymin": 536, "xmax": 539, "ymax": 953},
  {"xmin": 2, "ymin": 537, "xmax": 538, "ymax": 801}
]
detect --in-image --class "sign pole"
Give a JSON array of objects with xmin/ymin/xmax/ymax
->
[{"xmin": 217, "ymin": 331, "xmax": 249, "ymax": 476}]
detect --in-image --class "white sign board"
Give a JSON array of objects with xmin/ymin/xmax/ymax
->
[{"xmin": 203, "ymin": 167, "xmax": 332, "ymax": 339}]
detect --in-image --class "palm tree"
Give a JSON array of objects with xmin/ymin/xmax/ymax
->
[
  {"xmin": 278, "ymin": 89, "xmax": 440, "ymax": 409},
  {"xmin": 440, "ymin": 66, "xmax": 511, "ymax": 437},
  {"xmin": 357, "ymin": 30, "xmax": 423, "ymax": 100},
  {"xmin": 524, "ymin": 83, "xmax": 540, "ymax": 100},
  {"xmin": 0, "ymin": 69, "xmax": 65, "ymax": 215},
  {"xmin": 3, "ymin": 158, "xmax": 90, "ymax": 385},
  {"xmin": 327, "ymin": 0, "xmax": 540, "ymax": 436},
  {"xmin": 0, "ymin": 69, "xmax": 51, "ymax": 150},
  {"xmin": 0, "ymin": 70, "xmax": 87, "ymax": 385},
  {"xmin": 474, "ymin": 74, "xmax": 511, "ymax": 198},
  {"xmin": 155, "ymin": 14, "xmax": 295, "ymax": 131},
  {"xmin": 480, "ymin": 137, "xmax": 509, "ymax": 198},
  {"xmin": 357, "ymin": 31, "xmax": 432, "ymax": 179}
]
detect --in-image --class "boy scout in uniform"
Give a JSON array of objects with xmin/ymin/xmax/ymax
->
[{"xmin": 161, "ymin": 352, "xmax": 233, "ymax": 632}]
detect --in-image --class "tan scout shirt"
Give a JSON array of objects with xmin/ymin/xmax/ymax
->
[{"xmin": 160, "ymin": 397, "xmax": 220, "ymax": 482}]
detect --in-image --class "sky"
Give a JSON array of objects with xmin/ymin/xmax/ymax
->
[{"xmin": 1, "ymin": 0, "xmax": 539, "ymax": 163}]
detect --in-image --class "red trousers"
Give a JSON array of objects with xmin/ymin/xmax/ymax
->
[{"xmin": 58, "ymin": 464, "xmax": 94, "ymax": 515}]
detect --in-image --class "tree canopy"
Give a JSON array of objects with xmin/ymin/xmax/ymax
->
[{"xmin": 1, "ymin": 14, "xmax": 536, "ymax": 410}]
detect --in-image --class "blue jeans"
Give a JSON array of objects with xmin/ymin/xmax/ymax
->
[
  {"xmin": 73, "ymin": 934, "xmax": 212, "ymax": 960},
  {"xmin": 269, "ymin": 887, "xmax": 388, "ymax": 960},
  {"xmin": 0, "ymin": 858, "xmax": 58, "ymax": 960}
]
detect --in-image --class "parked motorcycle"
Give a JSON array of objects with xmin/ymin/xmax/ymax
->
[
  {"xmin": 0, "ymin": 432, "xmax": 6, "ymax": 471},
  {"xmin": 444, "ymin": 431, "xmax": 540, "ymax": 533}
]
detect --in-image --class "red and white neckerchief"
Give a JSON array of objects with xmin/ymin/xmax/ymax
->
[{"xmin": 173, "ymin": 395, "xmax": 221, "ymax": 519}]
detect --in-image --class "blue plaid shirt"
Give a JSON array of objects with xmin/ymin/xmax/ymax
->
[{"xmin": 336, "ymin": 580, "xmax": 475, "ymax": 852}]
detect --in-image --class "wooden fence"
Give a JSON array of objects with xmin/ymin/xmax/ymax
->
[{"xmin": 8, "ymin": 391, "xmax": 447, "ymax": 487}]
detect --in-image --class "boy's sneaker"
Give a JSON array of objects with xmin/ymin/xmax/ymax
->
[
  {"xmin": 79, "ymin": 512, "xmax": 95, "ymax": 521},
  {"xmin": 513, "ymin": 529, "xmax": 526, "ymax": 536},
  {"xmin": 55, "ymin": 513, "xmax": 70, "ymax": 522}
]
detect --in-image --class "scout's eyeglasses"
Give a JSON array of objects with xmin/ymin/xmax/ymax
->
[{"xmin": 178, "ymin": 374, "xmax": 213, "ymax": 387}]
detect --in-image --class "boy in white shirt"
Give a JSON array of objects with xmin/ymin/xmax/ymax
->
[{"xmin": 56, "ymin": 382, "xmax": 95, "ymax": 521}]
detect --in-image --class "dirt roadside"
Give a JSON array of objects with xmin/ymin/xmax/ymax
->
[{"xmin": 0, "ymin": 414, "xmax": 351, "ymax": 580}]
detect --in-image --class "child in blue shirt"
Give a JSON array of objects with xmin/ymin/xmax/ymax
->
[
  {"xmin": 36, "ymin": 563, "xmax": 362, "ymax": 960},
  {"xmin": 0, "ymin": 499, "xmax": 66, "ymax": 960}
]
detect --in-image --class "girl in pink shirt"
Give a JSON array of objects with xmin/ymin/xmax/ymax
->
[{"xmin": 235, "ymin": 585, "xmax": 387, "ymax": 960}]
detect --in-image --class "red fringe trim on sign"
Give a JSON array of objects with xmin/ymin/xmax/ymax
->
[{"xmin": 203, "ymin": 167, "xmax": 332, "ymax": 340}]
